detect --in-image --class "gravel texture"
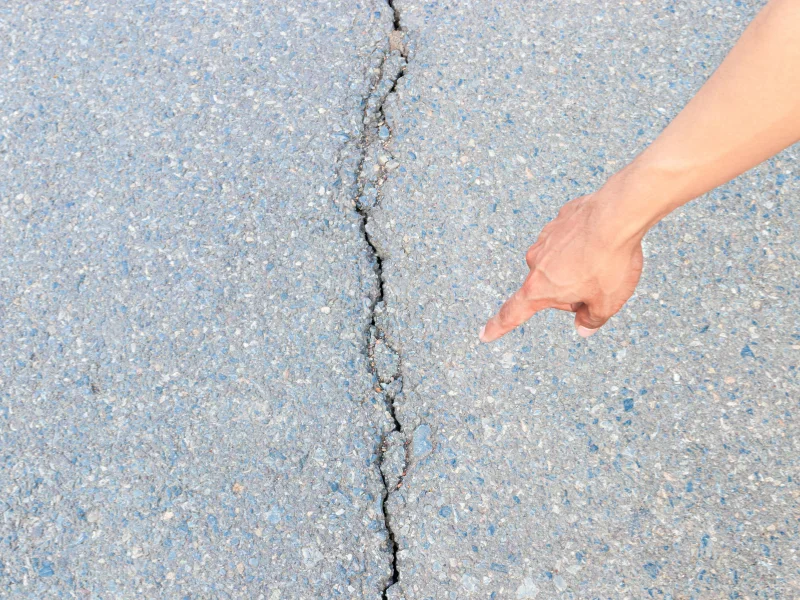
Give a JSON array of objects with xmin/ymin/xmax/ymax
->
[
  {"xmin": 2, "ymin": 1, "xmax": 799, "ymax": 599},
  {"xmin": 373, "ymin": 0, "xmax": 799, "ymax": 598},
  {"xmin": 0, "ymin": 1, "xmax": 397, "ymax": 597}
]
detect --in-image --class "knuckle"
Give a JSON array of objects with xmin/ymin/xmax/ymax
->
[
  {"xmin": 591, "ymin": 302, "xmax": 612, "ymax": 318},
  {"xmin": 556, "ymin": 201, "xmax": 577, "ymax": 219},
  {"xmin": 525, "ymin": 247, "xmax": 537, "ymax": 268},
  {"xmin": 587, "ymin": 306, "xmax": 613, "ymax": 325},
  {"xmin": 596, "ymin": 297, "xmax": 623, "ymax": 319}
]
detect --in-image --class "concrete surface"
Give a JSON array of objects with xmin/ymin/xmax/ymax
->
[{"xmin": 1, "ymin": 0, "xmax": 798, "ymax": 599}]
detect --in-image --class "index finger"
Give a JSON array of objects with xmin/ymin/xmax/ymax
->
[{"xmin": 479, "ymin": 287, "xmax": 551, "ymax": 343}]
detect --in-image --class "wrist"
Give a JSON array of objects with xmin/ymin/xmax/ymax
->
[{"xmin": 590, "ymin": 159, "xmax": 682, "ymax": 247}]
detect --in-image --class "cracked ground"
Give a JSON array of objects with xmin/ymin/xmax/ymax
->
[{"xmin": 1, "ymin": 0, "xmax": 798, "ymax": 598}]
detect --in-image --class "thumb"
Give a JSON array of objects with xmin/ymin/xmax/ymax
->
[{"xmin": 573, "ymin": 302, "xmax": 611, "ymax": 338}]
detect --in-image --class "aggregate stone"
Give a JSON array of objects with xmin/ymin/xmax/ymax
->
[
  {"xmin": 373, "ymin": 337, "xmax": 401, "ymax": 382},
  {"xmin": 411, "ymin": 423, "xmax": 433, "ymax": 460},
  {"xmin": 380, "ymin": 431, "xmax": 407, "ymax": 493}
]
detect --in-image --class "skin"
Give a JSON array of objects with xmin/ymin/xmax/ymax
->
[{"xmin": 480, "ymin": 0, "xmax": 800, "ymax": 343}]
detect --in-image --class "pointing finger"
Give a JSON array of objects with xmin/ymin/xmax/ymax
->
[{"xmin": 479, "ymin": 286, "xmax": 551, "ymax": 343}]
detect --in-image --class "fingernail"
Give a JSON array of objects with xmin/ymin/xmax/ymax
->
[
  {"xmin": 577, "ymin": 326, "xmax": 598, "ymax": 338},
  {"xmin": 478, "ymin": 325, "xmax": 487, "ymax": 342}
]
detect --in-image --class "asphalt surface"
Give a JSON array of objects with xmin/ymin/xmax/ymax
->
[
  {"xmin": 2, "ymin": 1, "xmax": 799, "ymax": 599},
  {"xmin": 1, "ymin": 2, "xmax": 396, "ymax": 597}
]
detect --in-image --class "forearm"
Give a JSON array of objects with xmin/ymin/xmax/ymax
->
[{"xmin": 599, "ymin": 0, "xmax": 800, "ymax": 243}]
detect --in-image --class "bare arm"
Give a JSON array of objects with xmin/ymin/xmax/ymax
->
[{"xmin": 481, "ymin": 0, "xmax": 800, "ymax": 343}]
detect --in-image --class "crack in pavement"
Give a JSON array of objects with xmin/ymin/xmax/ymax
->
[{"xmin": 336, "ymin": 1, "xmax": 410, "ymax": 597}]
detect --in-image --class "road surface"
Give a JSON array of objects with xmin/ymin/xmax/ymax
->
[{"xmin": 1, "ymin": 0, "xmax": 797, "ymax": 598}]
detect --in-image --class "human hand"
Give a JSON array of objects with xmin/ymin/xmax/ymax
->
[
  {"xmin": 479, "ymin": 192, "xmax": 644, "ymax": 342},
  {"xmin": 482, "ymin": 0, "xmax": 800, "ymax": 344}
]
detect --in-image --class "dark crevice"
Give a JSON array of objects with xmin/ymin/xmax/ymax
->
[
  {"xmin": 387, "ymin": 0, "xmax": 402, "ymax": 29},
  {"xmin": 346, "ymin": 2, "xmax": 408, "ymax": 597}
]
